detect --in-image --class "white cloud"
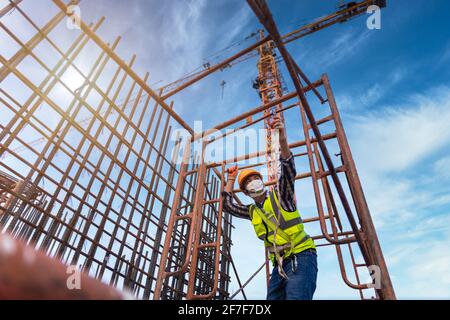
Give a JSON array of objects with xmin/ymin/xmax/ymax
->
[
  {"xmin": 434, "ymin": 156, "xmax": 450, "ymax": 179},
  {"xmin": 319, "ymin": 29, "xmax": 372, "ymax": 69},
  {"xmin": 3, "ymin": 0, "xmax": 450, "ymax": 300},
  {"xmin": 159, "ymin": 0, "xmax": 208, "ymax": 79},
  {"xmin": 384, "ymin": 214, "xmax": 450, "ymax": 298},
  {"xmin": 337, "ymin": 67, "xmax": 407, "ymax": 111},
  {"xmin": 341, "ymin": 86, "xmax": 450, "ymax": 298},
  {"xmin": 348, "ymin": 86, "xmax": 450, "ymax": 173},
  {"xmin": 338, "ymin": 86, "xmax": 450, "ymax": 233},
  {"xmin": 230, "ymin": 86, "xmax": 450, "ymax": 299}
]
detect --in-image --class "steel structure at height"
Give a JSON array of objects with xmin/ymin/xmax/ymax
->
[
  {"xmin": 254, "ymin": 29, "xmax": 289, "ymax": 286},
  {"xmin": 0, "ymin": 0, "xmax": 394, "ymax": 300},
  {"xmin": 255, "ymin": 29, "xmax": 285, "ymax": 186}
]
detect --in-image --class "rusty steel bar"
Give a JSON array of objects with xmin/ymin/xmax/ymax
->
[
  {"xmin": 177, "ymin": 140, "xmax": 209, "ymax": 291},
  {"xmin": 1, "ymin": 3, "xmax": 203, "ymax": 299},
  {"xmin": 0, "ymin": 17, "xmax": 104, "ymax": 157},
  {"xmin": 186, "ymin": 163, "xmax": 225, "ymax": 300},
  {"xmin": 160, "ymin": 0, "xmax": 380, "ymax": 100},
  {"xmin": 0, "ymin": 6, "xmax": 183, "ymax": 176},
  {"xmin": 297, "ymin": 101, "xmax": 355, "ymax": 245},
  {"xmin": 201, "ymin": 80, "xmax": 321, "ymax": 137},
  {"xmin": 144, "ymin": 132, "xmax": 182, "ymax": 299},
  {"xmin": 225, "ymin": 243, "xmax": 247, "ymax": 300},
  {"xmin": 347, "ymin": 241, "xmax": 366, "ymax": 299},
  {"xmin": 229, "ymin": 261, "xmax": 266, "ymax": 300},
  {"xmin": 207, "ymin": 101, "xmax": 300, "ymax": 145},
  {"xmin": 313, "ymin": 142, "xmax": 344, "ymax": 232},
  {"xmin": 55, "ymin": 43, "xmax": 128, "ymax": 257},
  {"xmin": 293, "ymin": 60, "xmax": 326, "ymax": 104},
  {"xmin": 313, "ymin": 143, "xmax": 371, "ymax": 290},
  {"xmin": 0, "ymin": 97, "xmax": 173, "ymax": 272},
  {"xmin": 125, "ymin": 100, "xmax": 175, "ymax": 290},
  {"xmin": 153, "ymin": 139, "xmax": 192, "ymax": 300},
  {"xmin": 0, "ymin": 35, "xmax": 180, "ymax": 242},
  {"xmin": 208, "ymin": 132, "xmax": 337, "ymax": 168},
  {"xmin": 322, "ymin": 74, "xmax": 396, "ymax": 299},
  {"xmin": 0, "ymin": 0, "xmax": 391, "ymax": 301},
  {"xmin": 231, "ymin": 166, "xmax": 347, "ymax": 194},
  {"xmin": 248, "ymin": 0, "xmax": 394, "ymax": 299},
  {"xmin": 0, "ymin": 23, "xmax": 112, "ymax": 237},
  {"xmin": 0, "ymin": 0, "xmax": 79, "ymax": 82},
  {"xmin": 0, "ymin": 0, "xmax": 23, "ymax": 18},
  {"xmin": 75, "ymin": 55, "xmax": 142, "ymax": 269},
  {"xmin": 42, "ymin": 37, "xmax": 122, "ymax": 253},
  {"xmin": 161, "ymin": 37, "xmax": 268, "ymax": 100},
  {"xmin": 52, "ymin": 0, "xmax": 193, "ymax": 135},
  {"xmin": 247, "ymin": 0, "xmax": 372, "ymax": 267},
  {"xmin": 298, "ymin": 104, "xmax": 357, "ymax": 245},
  {"xmin": 56, "ymin": 45, "xmax": 126, "ymax": 258}
]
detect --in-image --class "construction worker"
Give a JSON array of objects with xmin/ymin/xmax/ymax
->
[{"xmin": 222, "ymin": 116, "xmax": 318, "ymax": 300}]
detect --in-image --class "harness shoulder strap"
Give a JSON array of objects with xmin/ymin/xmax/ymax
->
[
  {"xmin": 269, "ymin": 191, "xmax": 281, "ymax": 218},
  {"xmin": 253, "ymin": 192, "xmax": 291, "ymax": 243}
]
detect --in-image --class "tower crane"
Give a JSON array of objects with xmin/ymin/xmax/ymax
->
[{"xmin": 1, "ymin": 0, "xmax": 387, "ymax": 161}]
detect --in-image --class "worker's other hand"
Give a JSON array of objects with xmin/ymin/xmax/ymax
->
[{"xmin": 227, "ymin": 165, "xmax": 239, "ymax": 179}]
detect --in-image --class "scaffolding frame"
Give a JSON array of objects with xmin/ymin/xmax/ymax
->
[{"xmin": 0, "ymin": 0, "xmax": 395, "ymax": 300}]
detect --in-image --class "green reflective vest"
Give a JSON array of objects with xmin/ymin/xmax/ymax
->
[{"xmin": 249, "ymin": 190, "xmax": 315, "ymax": 265}]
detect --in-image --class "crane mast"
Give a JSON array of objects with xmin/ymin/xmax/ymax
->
[{"xmin": 255, "ymin": 30, "xmax": 286, "ymax": 185}]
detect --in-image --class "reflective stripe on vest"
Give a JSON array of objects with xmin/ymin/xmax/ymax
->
[{"xmin": 249, "ymin": 191, "xmax": 311, "ymax": 249}]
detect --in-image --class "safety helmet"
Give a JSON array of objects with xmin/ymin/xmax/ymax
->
[{"xmin": 238, "ymin": 169, "xmax": 263, "ymax": 191}]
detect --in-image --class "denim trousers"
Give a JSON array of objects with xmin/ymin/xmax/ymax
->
[{"xmin": 266, "ymin": 249, "xmax": 318, "ymax": 300}]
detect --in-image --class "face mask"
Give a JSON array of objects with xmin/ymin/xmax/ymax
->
[{"xmin": 246, "ymin": 179, "xmax": 265, "ymax": 198}]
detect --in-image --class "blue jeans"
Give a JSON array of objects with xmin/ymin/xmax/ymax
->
[{"xmin": 267, "ymin": 249, "xmax": 318, "ymax": 300}]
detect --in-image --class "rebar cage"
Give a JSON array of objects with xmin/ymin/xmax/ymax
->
[
  {"xmin": 1, "ymin": 0, "xmax": 395, "ymax": 300},
  {"xmin": 0, "ymin": 0, "xmax": 233, "ymax": 299}
]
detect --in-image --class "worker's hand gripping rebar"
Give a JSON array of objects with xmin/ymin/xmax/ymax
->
[{"xmin": 268, "ymin": 117, "xmax": 291, "ymax": 280}]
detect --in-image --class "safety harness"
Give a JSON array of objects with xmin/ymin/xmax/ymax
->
[{"xmin": 253, "ymin": 192, "xmax": 295, "ymax": 279}]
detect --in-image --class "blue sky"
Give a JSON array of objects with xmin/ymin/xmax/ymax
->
[{"xmin": 1, "ymin": 0, "xmax": 450, "ymax": 299}]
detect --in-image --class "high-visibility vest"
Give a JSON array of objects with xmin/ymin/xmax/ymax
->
[{"xmin": 249, "ymin": 190, "xmax": 315, "ymax": 265}]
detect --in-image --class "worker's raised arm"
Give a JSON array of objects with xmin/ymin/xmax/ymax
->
[
  {"xmin": 270, "ymin": 116, "xmax": 297, "ymax": 212},
  {"xmin": 221, "ymin": 166, "xmax": 251, "ymax": 220}
]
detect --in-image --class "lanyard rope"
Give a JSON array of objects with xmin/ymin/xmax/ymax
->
[
  {"xmin": 255, "ymin": 191, "xmax": 293, "ymax": 280},
  {"xmin": 269, "ymin": 191, "xmax": 292, "ymax": 280}
]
